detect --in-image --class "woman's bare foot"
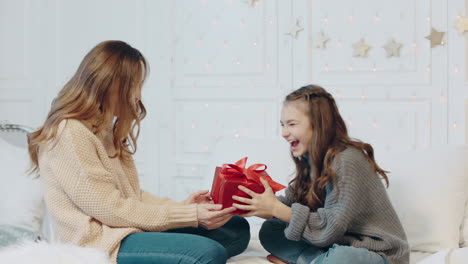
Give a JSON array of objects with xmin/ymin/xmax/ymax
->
[{"xmin": 266, "ymin": 254, "xmax": 288, "ymax": 264}]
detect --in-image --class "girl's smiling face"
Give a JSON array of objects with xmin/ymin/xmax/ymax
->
[{"xmin": 280, "ymin": 101, "xmax": 313, "ymax": 157}]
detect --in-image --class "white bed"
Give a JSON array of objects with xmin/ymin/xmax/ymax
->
[{"xmin": 1, "ymin": 122, "xmax": 468, "ymax": 264}]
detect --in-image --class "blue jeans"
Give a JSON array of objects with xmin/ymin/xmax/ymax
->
[
  {"xmin": 260, "ymin": 219, "xmax": 388, "ymax": 264},
  {"xmin": 117, "ymin": 216, "xmax": 250, "ymax": 264}
]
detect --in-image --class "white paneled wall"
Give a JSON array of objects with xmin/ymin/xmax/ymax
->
[{"xmin": 1, "ymin": 0, "xmax": 467, "ymax": 200}]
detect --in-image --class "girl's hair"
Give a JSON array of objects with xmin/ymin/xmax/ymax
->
[
  {"xmin": 28, "ymin": 40, "xmax": 148, "ymax": 173},
  {"xmin": 285, "ymin": 84, "xmax": 388, "ymax": 211}
]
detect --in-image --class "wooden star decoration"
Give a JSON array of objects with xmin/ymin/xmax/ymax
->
[
  {"xmin": 287, "ymin": 19, "xmax": 304, "ymax": 39},
  {"xmin": 314, "ymin": 31, "xmax": 329, "ymax": 49},
  {"xmin": 425, "ymin": 28, "xmax": 445, "ymax": 48},
  {"xmin": 353, "ymin": 39, "xmax": 371, "ymax": 57},
  {"xmin": 383, "ymin": 39, "xmax": 402, "ymax": 57},
  {"xmin": 455, "ymin": 16, "xmax": 468, "ymax": 34}
]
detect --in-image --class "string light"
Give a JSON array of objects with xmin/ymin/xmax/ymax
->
[
  {"xmin": 426, "ymin": 16, "xmax": 431, "ymax": 22},
  {"xmin": 373, "ymin": 120, "xmax": 379, "ymax": 128},
  {"xmin": 440, "ymin": 95, "xmax": 447, "ymax": 103},
  {"xmin": 240, "ymin": 19, "xmax": 246, "ymax": 29},
  {"xmin": 171, "ymin": 10, "xmax": 461, "ymax": 153},
  {"xmin": 337, "ymin": 40, "xmax": 343, "ymax": 48}
]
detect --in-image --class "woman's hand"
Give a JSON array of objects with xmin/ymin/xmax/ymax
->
[
  {"xmin": 197, "ymin": 204, "xmax": 235, "ymax": 230},
  {"xmin": 232, "ymin": 178, "xmax": 280, "ymax": 219},
  {"xmin": 184, "ymin": 190, "xmax": 213, "ymax": 205}
]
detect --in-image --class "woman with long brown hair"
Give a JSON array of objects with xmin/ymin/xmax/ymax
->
[
  {"xmin": 28, "ymin": 40, "xmax": 249, "ymax": 264},
  {"xmin": 232, "ymin": 85, "xmax": 409, "ymax": 264}
]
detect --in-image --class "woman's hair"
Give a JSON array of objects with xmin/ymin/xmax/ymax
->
[
  {"xmin": 28, "ymin": 40, "xmax": 148, "ymax": 173},
  {"xmin": 285, "ymin": 84, "xmax": 388, "ymax": 211}
]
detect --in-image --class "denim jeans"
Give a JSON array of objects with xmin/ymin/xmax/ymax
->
[
  {"xmin": 259, "ymin": 218, "xmax": 388, "ymax": 264},
  {"xmin": 117, "ymin": 216, "xmax": 250, "ymax": 264}
]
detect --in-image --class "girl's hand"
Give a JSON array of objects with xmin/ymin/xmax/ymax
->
[
  {"xmin": 232, "ymin": 178, "xmax": 280, "ymax": 219},
  {"xmin": 184, "ymin": 190, "xmax": 213, "ymax": 205}
]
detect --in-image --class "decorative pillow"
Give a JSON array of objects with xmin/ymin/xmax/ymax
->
[
  {"xmin": 0, "ymin": 225, "xmax": 39, "ymax": 248},
  {"xmin": 0, "ymin": 136, "xmax": 44, "ymax": 236},
  {"xmin": 378, "ymin": 145, "xmax": 468, "ymax": 253}
]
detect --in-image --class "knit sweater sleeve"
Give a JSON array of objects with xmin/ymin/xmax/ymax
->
[
  {"xmin": 47, "ymin": 120, "xmax": 198, "ymax": 231},
  {"xmin": 141, "ymin": 190, "xmax": 182, "ymax": 206},
  {"xmin": 284, "ymin": 150, "xmax": 369, "ymax": 247}
]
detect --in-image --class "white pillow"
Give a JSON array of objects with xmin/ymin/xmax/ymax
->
[
  {"xmin": 0, "ymin": 137, "xmax": 44, "ymax": 235},
  {"xmin": 378, "ymin": 146, "xmax": 468, "ymax": 253}
]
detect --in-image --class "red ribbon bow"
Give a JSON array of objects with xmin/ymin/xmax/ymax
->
[{"xmin": 221, "ymin": 157, "xmax": 286, "ymax": 191}]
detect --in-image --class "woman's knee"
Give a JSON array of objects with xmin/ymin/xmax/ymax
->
[
  {"xmin": 198, "ymin": 238, "xmax": 228, "ymax": 264},
  {"xmin": 118, "ymin": 232, "xmax": 227, "ymax": 264},
  {"xmin": 228, "ymin": 215, "xmax": 250, "ymax": 239},
  {"xmin": 224, "ymin": 216, "xmax": 250, "ymax": 256}
]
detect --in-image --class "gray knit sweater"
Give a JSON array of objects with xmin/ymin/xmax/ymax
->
[{"xmin": 278, "ymin": 148, "xmax": 409, "ymax": 264}]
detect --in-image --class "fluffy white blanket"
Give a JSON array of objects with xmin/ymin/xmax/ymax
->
[{"xmin": 0, "ymin": 241, "xmax": 112, "ymax": 264}]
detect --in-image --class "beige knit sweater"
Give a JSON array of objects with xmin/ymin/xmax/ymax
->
[{"xmin": 38, "ymin": 119, "xmax": 198, "ymax": 262}]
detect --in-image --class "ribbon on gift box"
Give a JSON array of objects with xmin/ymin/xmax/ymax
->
[{"xmin": 221, "ymin": 157, "xmax": 286, "ymax": 191}]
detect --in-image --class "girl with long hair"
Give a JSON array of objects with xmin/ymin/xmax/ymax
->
[
  {"xmin": 28, "ymin": 40, "xmax": 249, "ymax": 264},
  {"xmin": 232, "ymin": 85, "xmax": 409, "ymax": 264}
]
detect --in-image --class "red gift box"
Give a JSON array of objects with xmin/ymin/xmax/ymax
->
[{"xmin": 210, "ymin": 157, "xmax": 286, "ymax": 215}]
